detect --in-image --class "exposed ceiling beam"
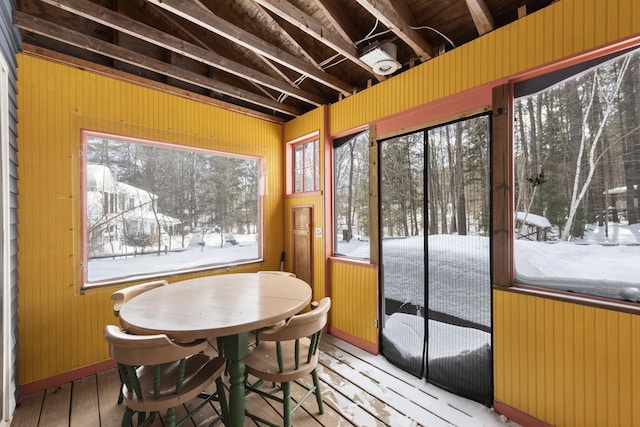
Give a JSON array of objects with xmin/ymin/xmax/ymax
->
[
  {"xmin": 354, "ymin": 0, "xmax": 433, "ymax": 62},
  {"xmin": 200, "ymin": 0, "xmax": 321, "ymax": 73},
  {"xmin": 311, "ymin": 0, "xmax": 360, "ymax": 44},
  {"xmin": 146, "ymin": 0, "xmax": 355, "ymax": 97},
  {"xmin": 128, "ymin": 0, "xmax": 269, "ymax": 99},
  {"xmin": 252, "ymin": 0, "xmax": 380, "ymax": 79},
  {"xmin": 464, "ymin": 0, "xmax": 495, "ymax": 35},
  {"xmin": 13, "ymin": 11, "xmax": 302, "ymax": 117},
  {"xmin": 214, "ymin": 0, "xmax": 324, "ymax": 89},
  {"xmin": 38, "ymin": 0, "xmax": 324, "ymax": 106}
]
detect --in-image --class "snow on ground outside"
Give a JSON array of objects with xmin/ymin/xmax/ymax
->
[
  {"xmin": 516, "ymin": 211, "xmax": 552, "ymax": 228},
  {"xmin": 88, "ymin": 232, "xmax": 259, "ymax": 282}
]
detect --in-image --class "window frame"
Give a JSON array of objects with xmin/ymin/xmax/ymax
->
[
  {"xmin": 332, "ymin": 128, "xmax": 371, "ymax": 260},
  {"xmin": 507, "ymin": 43, "xmax": 640, "ymax": 307},
  {"xmin": 80, "ymin": 129, "xmax": 264, "ymax": 288},
  {"xmin": 292, "ymin": 138, "xmax": 320, "ymax": 194},
  {"xmin": 285, "ymin": 132, "xmax": 321, "ymax": 197}
]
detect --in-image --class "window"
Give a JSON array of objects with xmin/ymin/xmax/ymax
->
[
  {"xmin": 333, "ymin": 129, "xmax": 370, "ymax": 259},
  {"xmin": 513, "ymin": 46, "xmax": 640, "ymax": 303},
  {"xmin": 82, "ymin": 131, "xmax": 261, "ymax": 285},
  {"xmin": 293, "ymin": 138, "xmax": 319, "ymax": 193}
]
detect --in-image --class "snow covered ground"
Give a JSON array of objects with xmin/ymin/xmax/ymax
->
[
  {"xmin": 516, "ymin": 222, "xmax": 640, "ymax": 300},
  {"xmin": 88, "ymin": 232, "xmax": 259, "ymax": 282}
]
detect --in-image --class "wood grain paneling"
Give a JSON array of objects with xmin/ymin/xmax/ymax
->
[
  {"xmin": 16, "ymin": 54, "xmax": 284, "ymax": 385},
  {"xmin": 495, "ymin": 290, "xmax": 640, "ymax": 427},
  {"xmin": 328, "ymin": 259, "xmax": 378, "ymax": 347}
]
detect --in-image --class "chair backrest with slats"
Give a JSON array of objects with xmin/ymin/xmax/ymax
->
[
  {"xmin": 257, "ymin": 297, "xmax": 330, "ymax": 343},
  {"xmin": 103, "ymin": 324, "xmax": 226, "ymax": 425}
]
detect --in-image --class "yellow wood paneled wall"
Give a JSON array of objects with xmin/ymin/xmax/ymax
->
[
  {"xmin": 495, "ymin": 291, "xmax": 640, "ymax": 427},
  {"xmin": 282, "ymin": 1, "xmax": 640, "ymax": 426},
  {"xmin": 16, "ymin": 54, "xmax": 284, "ymax": 385},
  {"xmin": 328, "ymin": 260, "xmax": 377, "ymax": 346},
  {"xmin": 283, "ymin": 107, "xmax": 378, "ymax": 347}
]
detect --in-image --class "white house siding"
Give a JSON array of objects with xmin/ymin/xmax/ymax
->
[{"xmin": 0, "ymin": 1, "xmax": 21, "ymax": 423}]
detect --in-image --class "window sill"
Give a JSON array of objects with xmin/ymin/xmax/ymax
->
[{"xmin": 81, "ymin": 258, "xmax": 264, "ymax": 292}]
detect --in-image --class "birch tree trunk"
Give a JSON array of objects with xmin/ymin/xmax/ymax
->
[{"xmin": 561, "ymin": 57, "xmax": 631, "ymax": 239}]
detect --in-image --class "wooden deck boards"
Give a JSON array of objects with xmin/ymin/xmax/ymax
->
[{"xmin": 11, "ymin": 335, "xmax": 517, "ymax": 427}]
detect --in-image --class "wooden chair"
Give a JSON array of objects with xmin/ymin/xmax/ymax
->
[
  {"xmin": 244, "ymin": 297, "xmax": 331, "ymax": 427},
  {"xmin": 256, "ymin": 271, "xmax": 296, "ymax": 277},
  {"xmin": 250, "ymin": 271, "xmax": 299, "ymax": 348},
  {"xmin": 111, "ymin": 280, "xmax": 169, "ymax": 405},
  {"xmin": 111, "ymin": 279, "xmax": 168, "ymax": 317},
  {"xmin": 103, "ymin": 325, "xmax": 228, "ymax": 427}
]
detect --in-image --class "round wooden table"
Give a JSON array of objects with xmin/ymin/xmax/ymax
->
[{"xmin": 118, "ymin": 273, "xmax": 312, "ymax": 427}]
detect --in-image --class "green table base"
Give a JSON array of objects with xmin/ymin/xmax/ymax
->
[{"xmin": 220, "ymin": 332, "xmax": 249, "ymax": 427}]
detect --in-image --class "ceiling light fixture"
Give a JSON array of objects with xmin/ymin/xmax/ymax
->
[{"xmin": 359, "ymin": 42, "xmax": 401, "ymax": 76}]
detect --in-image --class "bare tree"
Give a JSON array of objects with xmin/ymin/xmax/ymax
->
[{"xmin": 562, "ymin": 56, "xmax": 631, "ymax": 239}]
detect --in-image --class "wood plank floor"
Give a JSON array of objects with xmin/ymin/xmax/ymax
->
[{"xmin": 10, "ymin": 335, "xmax": 519, "ymax": 426}]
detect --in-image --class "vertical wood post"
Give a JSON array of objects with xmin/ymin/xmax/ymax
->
[
  {"xmin": 492, "ymin": 84, "xmax": 513, "ymax": 288},
  {"xmin": 368, "ymin": 125, "xmax": 379, "ymax": 266}
]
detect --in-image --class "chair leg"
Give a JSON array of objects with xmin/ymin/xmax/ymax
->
[
  {"xmin": 166, "ymin": 407, "xmax": 176, "ymax": 427},
  {"xmin": 120, "ymin": 407, "xmax": 134, "ymax": 427},
  {"xmin": 136, "ymin": 411, "xmax": 147, "ymax": 426},
  {"xmin": 311, "ymin": 369, "xmax": 324, "ymax": 414},
  {"xmin": 215, "ymin": 377, "xmax": 230, "ymax": 425},
  {"xmin": 282, "ymin": 382, "xmax": 292, "ymax": 427}
]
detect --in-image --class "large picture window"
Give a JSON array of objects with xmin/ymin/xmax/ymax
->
[
  {"xmin": 82, "ymin": 131, "xmax": 261, "ymax": 285},
  {"xmin": 333, "ymin": 129, "xmax": 370, "ymax": 259},
  {"xmin": 513, "ymin": 46, "xmax": 640, "ymax": 303}
]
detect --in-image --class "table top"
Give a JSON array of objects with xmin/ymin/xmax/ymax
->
[{"xmin": 119, "ymin": 273, "xmax": 312, "ymax": 341}]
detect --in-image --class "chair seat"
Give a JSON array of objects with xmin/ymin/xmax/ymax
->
[
  {"xmin": 123, "ymin": 354, "xmax": 226, "ymax": 412},
  {"xmin": 245, "ymin": 337, "xmax": 318, "ymax": 383}
]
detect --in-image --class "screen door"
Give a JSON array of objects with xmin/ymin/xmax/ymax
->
[{"xmin": 380, "ymin": 114, "xmax": 493, "ymax": 406}]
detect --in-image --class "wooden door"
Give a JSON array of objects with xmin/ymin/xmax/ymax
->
[{"xmin": 292, "ymin": 207, "xmax": 312, "ymax": 288}]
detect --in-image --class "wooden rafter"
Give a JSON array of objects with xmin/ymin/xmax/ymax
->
[
  {"xmin": 37, "ymin": 0, "xmax": 324, "ymax": 106},
  {"xmin": 13, "ymin": 11, "xmax": 302, "ymax": 116},
  {"xmin": 208, "ymin": 0, "xmax": 321, "ymax": 71},
  {"xmin": 127, "ymin": 0, "xmax": 281, "ymax": 100},
  {"xmin": 310, "ymin": 0, "xmax": 360, "ymax": 45},
  {"xmin": 252, "ymin": 0, "xmax": 380, "ymax": 79},
  {"xmin": 464, "ymin": 0, "xmax": 495, "ymax": 35},
  {"xmin": 146, "ymin": 0, "xmax": 355, "ymax": 96}
]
